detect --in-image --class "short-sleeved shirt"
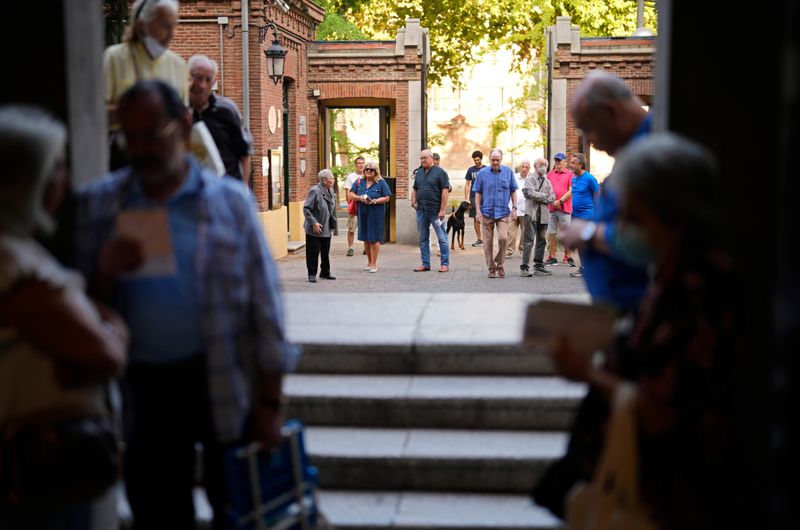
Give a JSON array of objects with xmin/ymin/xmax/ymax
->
[
  {"xmin": 510, "ymin": 174, "xmax": 528, "ymax": 214},
  {"xmin": 413, "ymin": 165, "xmax": 450, "ymax": 213},
  {"xmin": 473, "ymin": 165, "xmax": 518, "ymax": 219},
  {"xmin": 465, "ymin": 165, "xmax": 484, "ymax": 199},
  {"xmin": 104, "ymin": 41, "xmax": 188, "ymax": 114},
  {"xmin": 571, "ymin": 171, "xmax": 600, "ymax": 220},
  {"xmin": 547, "ymin": 169, "xmax": 574, "ymax": 213},
  {"xmin": 192, "ymin": 94, "xmax": 252, "ymax": 180},
  {"xmin": 344, "ymin": 172, "xmax": 361, "ymax": 200}
]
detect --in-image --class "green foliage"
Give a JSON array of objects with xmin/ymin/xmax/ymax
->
[
  {"xmin": 427, "ymin": 132, "xmax": 446, "ymax": 149},
  {"xmin": 315, "ymin": 0, "xmax": 369, "ymax": 40},
  {"xmin": 328, "ymin": 109, "xmax": 380, "ymax": 178},
  {"xmin": 103, "ymin": 0, "xmax": 128, "ymax": 46},
  {"xmin": 317, "ymin": 13, "xmax": 369, "ymax": 40},
  {"xmin": 318, "ymin": 0, "xmax": 657, "ymax": 85}
]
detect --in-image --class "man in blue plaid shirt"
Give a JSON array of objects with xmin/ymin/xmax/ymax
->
[{"xmin": 74, "ymin": 80, "xmax": 298, "ymax": 530}]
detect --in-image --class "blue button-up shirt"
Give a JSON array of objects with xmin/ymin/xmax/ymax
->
[
  {"xmin": 117, "ymin": 166, "xmax": 204, "ymax": 363},
  {"xmin": 74, "ymin": 156, "xmax": 299, "ymax": 442},
  {"xmin": 473, "ymin": 165, "xmax": 518, "ymax": 219}
]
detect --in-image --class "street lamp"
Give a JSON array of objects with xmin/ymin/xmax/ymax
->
[{"xmin": 259, "ymin": 22, "xmax": 287, "ymax": 85}]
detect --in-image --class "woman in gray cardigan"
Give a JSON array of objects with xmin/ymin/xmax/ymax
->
[{"xmin": 303, "ymin": 169, "xmax": 337, "ymax": 282}]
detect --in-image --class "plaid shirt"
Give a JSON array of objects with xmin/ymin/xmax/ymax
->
[{"xmin": 74, "ymin": 157, "xmax": 299, "ymax": 442}]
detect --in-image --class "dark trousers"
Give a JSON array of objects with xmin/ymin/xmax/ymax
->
[
  {"xmin": 521, "ymin": 214, "xmax": 548, "ymax": 269},
  {"xmin": 305, "ymin": 234, "xmax": 331, "ymax": 277},
  {"xmin": 124, "ymin": 355, "xmax": 232, "ymax": 530}
]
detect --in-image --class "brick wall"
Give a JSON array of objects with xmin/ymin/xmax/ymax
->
[
  {"xmin": 173, "ymin": 0, "xmax": 323, "ymax": 210},
  {"xmin": 550, "ymin": 32, "xmax": 655, "ymax": 157},
  {"xmin": 307, "ymin": 39, "xmax": 424, "ymax": 200}
]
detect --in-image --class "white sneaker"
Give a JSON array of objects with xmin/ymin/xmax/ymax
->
[{"xmin": 368, "ymin": 267, "xmax": 378, "ymax": 273}]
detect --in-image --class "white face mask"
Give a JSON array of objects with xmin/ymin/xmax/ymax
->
[
  {"xmin": 142, "ymin": 35, "xmax": 167, "ymax": 59},
  {"xmin": 537, "ymin": 167, "xmax": 547, "ymax": 176}
]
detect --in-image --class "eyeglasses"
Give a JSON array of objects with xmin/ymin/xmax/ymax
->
[{"xmin": 123, "ymin": 119, "xmax": 180, "ymax": 144}]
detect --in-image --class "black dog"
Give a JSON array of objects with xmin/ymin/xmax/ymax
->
[{"xmin": 447, "ymin": 201, "xmax": 470, "ymax": 250}]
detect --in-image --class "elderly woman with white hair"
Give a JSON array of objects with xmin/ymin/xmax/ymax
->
[
  {"xmin": 0, "ymin": 106, "xmax": 128, "ymax": 529},
  {"xmin": 104, "ymin": 0, "xmax": 186, "ymax": 166},
  {"xmin": 540, "ymin": 133, "xmax": 743, "ymax": 530},
  {"xmin": 303, "ymin": 169, "xmax": 338, "ymax": 282}
]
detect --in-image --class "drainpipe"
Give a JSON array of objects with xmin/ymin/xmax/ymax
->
[
  {"xmin": 420, "ymin": 29, "xmax": 427, "ymax": 150},
  {"xmin": 242, "ymin": 0, "xmax": 250, "ymax": 127}
]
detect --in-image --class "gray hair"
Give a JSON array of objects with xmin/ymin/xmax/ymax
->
[
  {"xmin": 612, "ymin": 133, "xmax": 718, "ymax": 232},
  {"xmin": 132, "ymin": 0, "xmax": 179, "ymax": 24},
  {"xmin": 127, "ymin": 0, "xmax": 179, "ymax": 42},
  {"xmin": 0, "ymin": 105, "xmax": 67, "ymax": 236},
  {"xmin": 188, "ymin": 55, "xmax": 218, "ymax": 78},
  {"xmin": 318, "ymin": 168, "xmax": 334, "ymax": 182},
  {"xmin": 571, "ymin": 153, "xmax": 586, "ymax": 169},
  {"xmin": 432, "ymin": 152, "xmax": 440, "ymax": 161},
  {"xmin": 489, "ymin": 148, "xmax": 503, "ymax": 158}
]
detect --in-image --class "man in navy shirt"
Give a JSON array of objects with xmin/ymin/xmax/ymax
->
[
  {"xmin": 412, "ymin": 149, "xmax": 450, "ymax": 272},
  {"xmin": 567, "ymin": 153, "xmax": 599, "ymax": 278},
  {"xmin": 189, "ymin": 55, "xmax": 252, "ymax": 182}
]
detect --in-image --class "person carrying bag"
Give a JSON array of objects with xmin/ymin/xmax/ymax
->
[{"xmin": 566, "ymin": 383, "xmax": 656, "ymax": 530}]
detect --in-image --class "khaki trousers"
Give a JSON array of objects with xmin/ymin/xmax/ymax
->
[
  {"xmin": 506, "ymin": 214, "xmax": 525, "ymax": 252},
  {"xmin": 481, "ymin": 215, "xmax": 510, "ymax": 272}
]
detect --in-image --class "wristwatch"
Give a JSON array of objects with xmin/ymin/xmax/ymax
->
[{"xmin": 580, "ymin": 221, "xmax": 597, "ymax": 245}]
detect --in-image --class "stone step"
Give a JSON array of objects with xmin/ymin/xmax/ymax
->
[
  {"xmin": 318, "ymin": 490, "xmax": 563, "ymax": 530},
  {"xmin": 306, "ymin": 427, "xmax": 567, "ymax": 493},
  {"xmin": 286, "ymin": 375, "xmax": 586, "ymax": 430},
  {"xmin": 295, "ymin": 343, "xmax": 555, "ymax": 376},
  {"xmin": 287, "ymin": 292, "xmax": 591, "ymax": 376}
]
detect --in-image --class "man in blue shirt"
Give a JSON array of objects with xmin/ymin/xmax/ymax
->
[
  {"xmin": 473, "ymin": 148, "xmax": 518, "ymax": 278},
  {"xmin": 567, "ymin": 153, "xmax": 599, "ymax": 278},
  {"xmin": 74, "ymin": 80, "xmax": 297, "ymax": 530},
  {"xmin": 560, "ymin": 71, "xmax": 651, "ymax": 311}
]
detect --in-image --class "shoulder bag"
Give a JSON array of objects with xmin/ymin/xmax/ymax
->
[{"xmin": 565, "ymin": 383, "xmax": 656, "ymax": 530}]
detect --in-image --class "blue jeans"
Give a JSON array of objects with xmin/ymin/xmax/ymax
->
[{"xmin": 416, "ymin": 209, "xmax": 449, "ymax": 267}]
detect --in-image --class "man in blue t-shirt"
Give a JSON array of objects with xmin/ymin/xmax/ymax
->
[
  {"xmin": 464, "ymin": 150, "xmax": 484, "ymax": 246},
  {"xmin": 567, "ymin": 153, "xmax": 599, "ymax": 278},
  {"xmin": 560, "ymin": 70, "xmax": 651, "ymax": 311}
]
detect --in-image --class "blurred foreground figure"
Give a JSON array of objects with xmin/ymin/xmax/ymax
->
[
  {"xmin": 74, "ymin": 81, "xmax": 298, "ymax": 530},
  {"xmin": 0, "ymin": 106, "xmax": 127, "ymax": 530},
  {"xmin": 539, "ymin": 134, "xmax": 742, "ymax": 530}
]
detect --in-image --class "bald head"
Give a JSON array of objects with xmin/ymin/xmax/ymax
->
[{"xmin": 570, "ymin": 70, "xmax": 647, "ymax": 156}]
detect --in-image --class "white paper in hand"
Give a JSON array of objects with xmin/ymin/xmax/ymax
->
[{"xmin": 116, "ymin": 209, "xmax": 177, "ymax": 277}]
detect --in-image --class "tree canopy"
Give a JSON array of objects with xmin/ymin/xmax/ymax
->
[{"xmin": 315, "ymin": 0, "xmax": 657, "ymax": 85}]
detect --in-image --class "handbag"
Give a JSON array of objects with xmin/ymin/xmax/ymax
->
[
  {"xmin": 347, "ymin": 178, "xmax": 361, "ymax": 216},
  {"xmin": 0, "ymin": 412, "xmax": 120, "ymax": 510},
  {"xmin": 565, "ymin": 383, "xmax": 656, "ymax": 530}
]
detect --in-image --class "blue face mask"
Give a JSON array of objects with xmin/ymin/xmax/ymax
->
[{"xmin": 615, "ymin": 224, "xmax": 658, "ymax": 268}]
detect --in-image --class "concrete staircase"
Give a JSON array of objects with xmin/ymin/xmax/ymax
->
[{"xmin": 284, "ymin": 293, "xmax": 589, "ymax": 530}]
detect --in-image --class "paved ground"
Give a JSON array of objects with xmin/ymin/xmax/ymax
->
[{"xmin": 276, "ymin": 226, "xmax": 589, "ymax": 295}]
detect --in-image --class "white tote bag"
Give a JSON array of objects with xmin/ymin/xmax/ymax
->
[{"xmin": 189, "ymin": 121, "xmax": 226, "ymax": 177}]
